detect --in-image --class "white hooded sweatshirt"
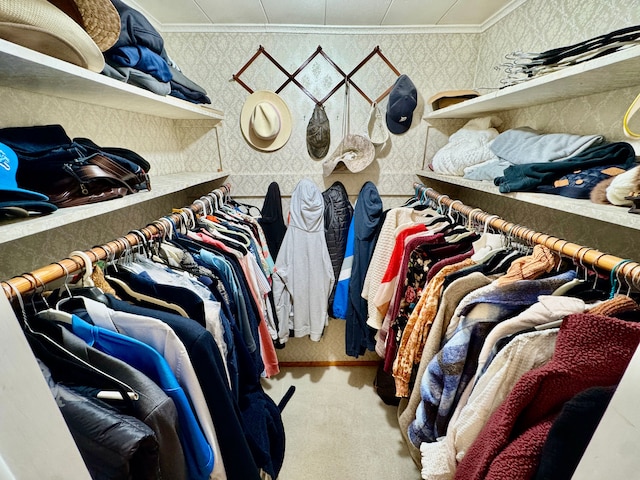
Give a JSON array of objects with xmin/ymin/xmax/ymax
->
[{"xmin": 272, "ymin": 178, "xmax": 335, "ymax": 343}]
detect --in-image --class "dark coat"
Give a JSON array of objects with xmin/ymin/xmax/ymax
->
[
  {"xmin": 322, "ymin": 181, "xmax": 353, "ymax": 315},
  {"xmin": 259, "ymin": 182, "xmax": 287, "ymax": 260},
  {"xmin": 345, "ymin": 181, "xmax": 383, "ymax": 357}
]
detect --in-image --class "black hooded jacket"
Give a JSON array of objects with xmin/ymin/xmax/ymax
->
[
  {"xmin": 322, "ymin": 181, "xmax": 353, "ymax": 315},
  {"xmin": 259, "ymin": 182, "xmax": 287, "ymax": 260}
]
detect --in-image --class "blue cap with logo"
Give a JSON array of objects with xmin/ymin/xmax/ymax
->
[
  {"xmin": 386, "ymin": 74, "xmax": 418, "ymax": 135},
  {"xmin": 0, "ymin": 142, "xmax": 57, "ymax": 216}
]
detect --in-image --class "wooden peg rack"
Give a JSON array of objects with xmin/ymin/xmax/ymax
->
[{"xmin": 232, "ymin": 45, "xmax": 401, "ymax": 106}]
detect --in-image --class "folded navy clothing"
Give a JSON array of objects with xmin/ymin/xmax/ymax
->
[
  {"xmin": 170, "ymin": 84, "xmax": 211, "ymax": 105},
  {"xmin": 169, "ymin": 65, "xmax": 208, "ymax": 97},
  {"xmin": 536, "ymin": 163, "xmax": 631, "ymax": 199},
  {"xmin": 106, "ymin": 45, "xmax": 172, "ymax": 83},
  {"xmin": 109, "ymin": 0, "xmax": 164, "ymax": 55},
  {"xmin": 494, "ymin": 142, "xmax": 637, "ymax": 193}
]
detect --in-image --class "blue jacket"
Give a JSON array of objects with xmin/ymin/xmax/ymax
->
[
  {"xmin": 106, "ymin": 295, "xmax": 265, "ymax": 480},
  {"xmin": 70, "ymin": 314, "xmax": 215, "ymax": 480},
  {"xmin": 333, "ymin": 216, "xmax": 354, "ymax": 319}
]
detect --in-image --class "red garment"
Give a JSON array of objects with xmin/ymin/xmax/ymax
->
[
  {"xmin": 373, "ymin": 224, "xmax": 431, "ymax": 317},
  {"xmin": 454, "ymin": 313, "xmax": 640, "ymax": 480}
]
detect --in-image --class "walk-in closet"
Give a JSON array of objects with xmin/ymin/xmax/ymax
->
[{"xmin": 1, "ymin": 0, "xmax": 639, "ymax": 479}]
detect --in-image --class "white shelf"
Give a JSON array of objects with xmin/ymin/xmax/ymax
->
[
  {"xmin": 0, "ymin": 39, "xmax": 224, "ymax": 122},
  {"xmin": 425, "ymin": 45, "xmax": 640, "ymax": 120},
  {"xmin": 0, "ymin": 171, "xmax": 229, "ymax": 244},
  {"xmin": 417, "ymin": 170, "xmax": 640, "ymax": 230}
]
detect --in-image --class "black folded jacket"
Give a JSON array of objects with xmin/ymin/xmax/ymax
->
[{"xmin": 494, "ymin": 141, "xmax": 637, "ymax": 193}]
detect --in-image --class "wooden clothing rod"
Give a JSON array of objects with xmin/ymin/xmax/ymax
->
[
  {"xmin": 2, "ymin": 183, "xmax": 233, "ymax": 299},
  {"xmin": 413, "ymin": 182, "xmax": 640, "ymax": 290}
]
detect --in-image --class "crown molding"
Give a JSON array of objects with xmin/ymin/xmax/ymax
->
[{"xmin": 158, "ymin": 23, "xmax": 484, "ymax": 35}]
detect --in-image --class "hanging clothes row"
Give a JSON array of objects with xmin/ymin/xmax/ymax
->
[
  {"xmin": 2, "ymin": 183, "xmax": 289, "ymax": 480},
  {"xmin": 359, "ymin": 182, "xmax": 640, "ymax": 480}
]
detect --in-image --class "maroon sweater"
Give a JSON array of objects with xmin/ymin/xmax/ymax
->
[{"xmin": 454, "ymin": 313, "xmax": 640, "ymax": 480}]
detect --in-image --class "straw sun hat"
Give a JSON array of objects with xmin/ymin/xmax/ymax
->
[
  {"xmin": 240, "ymin": 90, "xmax": 293, "ymax": 152},
  {"xmin": 0, "ymin": 0, "xmax": 120, "ymax": 72},
  {"xmin": 48, "ymin": 0, "xmax": 121, "ymax": 52}
]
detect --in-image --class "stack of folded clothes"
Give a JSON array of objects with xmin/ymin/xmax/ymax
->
[
  {"xmin": 496, "ymin": 24, "xmax": 640, "ymax": 87},
  {"xmin": 431, "ymin": 121, "xmax": 639, "ymax": 205},
  {"xmin": 0, "ymin": 124, "xmax": 151, "ymax": 210},
  {"xmin": 103, "ymin": 0, "xmax": 211, "ymax": 104}
]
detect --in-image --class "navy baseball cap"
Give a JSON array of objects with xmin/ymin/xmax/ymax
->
[{"xmin": 386, "ymin": 74, "xmax": 418, "ymax": 134}]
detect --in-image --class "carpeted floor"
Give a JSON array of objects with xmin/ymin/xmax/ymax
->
[{"xmin": 262, "ymin": 366, "xmax": 420, "ymax": 480}]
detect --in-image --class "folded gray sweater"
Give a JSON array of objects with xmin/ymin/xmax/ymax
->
[{"xmin": 490, "ymin": 127, "xmax": 604, "ymax": 165}]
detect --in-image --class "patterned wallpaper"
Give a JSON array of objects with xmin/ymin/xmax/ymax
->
[
  {"xmin": 162, "ymin": 30, "xmax": 480, "ymax": 208},
  {"xmin": 1, "ymin": 0, "xmax": 639, "ymax": 361}
]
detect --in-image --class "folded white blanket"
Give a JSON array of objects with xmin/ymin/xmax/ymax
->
[{"xmin": 430, "ymin": 116, "xmax": 502, "ymax": 176}]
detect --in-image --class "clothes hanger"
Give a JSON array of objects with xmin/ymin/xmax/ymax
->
[
  {"xmin": 7, "ymin": 281, "xmax": 139, "ymax": 402},
  {"xmin": 102, "ymin": 236, "xmax": 191, "ymax": 317},
  {"xmin": 552, "ymin": 246, "xmax": 590, "ymax": 296},
  {"xmin": 420, "ymin": 194, "xmax": 450, "ymax": 227},
  {"xmin": 558, "ymin": 250, "xmax": 610, "ymax": 302},
  {"xmin": 198, "ymin": 217, "xmax": 252, "ymax": 248},
  {"xmin": 471, "ymin": 214, "xmax": 506, "ymax": 264},
  {"xmin": 104, "ymin": 272, "xmax": 190, "ymax": 318},
  {"xmin": 443, "ymin": 201, "xmax": 476, "ymax": 242}
]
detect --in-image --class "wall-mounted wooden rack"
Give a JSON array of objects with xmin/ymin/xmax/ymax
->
[{"xmin": 232, "ymin": 45, "xmax": 400, "ymax": 106}]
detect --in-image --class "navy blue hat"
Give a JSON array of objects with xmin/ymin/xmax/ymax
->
[
  {"xmin": 0, "ymin": 200, "xmax": 57, "ymax": 217},
  {"xmin": 386, "ymin": 74, "xmax": 418, "ymax": 134}
]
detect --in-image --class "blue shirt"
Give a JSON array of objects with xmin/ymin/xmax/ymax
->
[{"xmin": 70, "ymin": 314, "xmax": 214, "ymax": 480}]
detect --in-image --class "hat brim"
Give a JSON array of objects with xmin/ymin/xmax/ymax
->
[
  {"xmin": 0, "ymin": 200, "xmax": 57, "ymax": 216},
  {"xmin": 48, "ymin": 0, "xmax": 121, "ymax": 52},
  {"xmin": 240, "ymin": 91, "xmax": 292, "ymax": 152},
  {"xmin": 386, "ymin": 111, "xmax": 412, "ymax": 135},
  {"xmin": 0, "ymin": 187, "xmax": 50, "ymax": 202},
  {"xmin": 0, "ymin": 0, "xmax": 104, "ymax": 72},
  {"xmin": 428, "ymin": 90, "xmax": 479, "ymax": 110},
  {"xmin": 322, "ymin": 134, "xmax": 375, "ymax": 177}
]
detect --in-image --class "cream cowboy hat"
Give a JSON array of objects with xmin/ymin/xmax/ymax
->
[
  {"xmin": 240, "ymin": 91, "xmax": 293, "ymax": 152},
  {"xmin": 0, "ymin": 0, "xmax": 110, "ymax": 72}
]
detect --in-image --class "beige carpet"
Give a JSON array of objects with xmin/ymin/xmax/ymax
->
[{"xmin": 262, "ymin": 366, "xmax": 420, "ymax": 480}]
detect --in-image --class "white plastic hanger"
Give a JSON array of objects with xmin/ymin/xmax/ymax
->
[
  {"xmin": 7, "ymin": 283, "xmax": 139, "ymax": 402},
  {"xmin": 69, "ymin": 250, "xmax": 95, "ymax": 288},
  {"xmin": 471, "ymin": 214, "xmax": 505, "ymax": 263}
]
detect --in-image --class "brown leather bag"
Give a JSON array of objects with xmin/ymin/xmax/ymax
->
[{"xmin": 47, "ymin": 153, "xmax": 150, "ymax": 208}]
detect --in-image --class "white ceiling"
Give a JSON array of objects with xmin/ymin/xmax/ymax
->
[{"xmin": 128, "ymin": 0, "xmax": 521, "ymax": 29}]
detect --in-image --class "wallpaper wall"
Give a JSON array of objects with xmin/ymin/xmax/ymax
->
[
  {"xmin": 158, "ymin": 0, "xmax": 640, "ymax": 362},
  {"xmin": 1, "ymin": 0, "xmax": 638, "ymax": 362},
  {"xmin": 163, "ymin": 29, "xmax": 479, "ymax": 208}
]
